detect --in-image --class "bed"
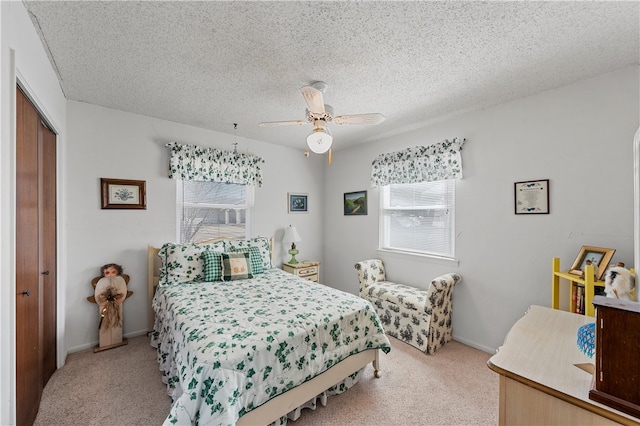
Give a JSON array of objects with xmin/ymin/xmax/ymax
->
[{"xmin": 148, "ymin": 237, "xmax": 391, "ymax": 425}]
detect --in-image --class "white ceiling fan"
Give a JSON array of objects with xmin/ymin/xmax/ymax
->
[{"xmin": 259, "ymin": 81, "xmax": 385, "ymax": 161}]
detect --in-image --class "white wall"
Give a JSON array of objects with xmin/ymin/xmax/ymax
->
[
  {"xmin": 322, "ymin": 65, "xmax": 640, "ymax": 352},
  {"xmin": 0, "ymin": 1, "xmax": 67, "ymax": 424},
  {"xmin": 64, "ymin": 101, "xmax": 325, "ymax": 351}
]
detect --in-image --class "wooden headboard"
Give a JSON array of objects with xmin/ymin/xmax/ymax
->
[
  {"xmin": 146, "ymin": 244, "xmax": 162, "ymax": 333},
  {"xmin": 147, "ymin": 237, "xmax": 275, "ymax": 333}
]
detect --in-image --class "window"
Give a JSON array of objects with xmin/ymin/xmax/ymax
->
[
  {"xmin": 380, "ymin": 180, "xmax": 455, "ymax": 258},
  {"xmin": 178, "ymin": 180, "xmax": 253, "ymax": 243}
]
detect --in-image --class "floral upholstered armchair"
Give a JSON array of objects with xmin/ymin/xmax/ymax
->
[{"xmin": 354, "ymin": 259, "xmax": 461, "ymax": 354}]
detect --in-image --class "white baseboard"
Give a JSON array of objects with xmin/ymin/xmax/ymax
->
[
  {"xmin": 452, "ymin": 335, "xmax": 496, "ymax": 354},
  {"xmin": 66, "ymin": 328, "xmax": 150, "ymax": 354}
]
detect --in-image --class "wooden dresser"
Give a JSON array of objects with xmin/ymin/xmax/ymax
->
[{"xmin": 488, "ymin": 305, "xmax": 640, "ymax": 425}]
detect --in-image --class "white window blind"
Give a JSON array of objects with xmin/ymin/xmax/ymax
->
[
  {"xmin": 380, "ymin": 180, "xmax": 455, "ymax": 258},
  {"xmin": 178, "ymin": 180, "xmax": 253, "ymax": 243}
]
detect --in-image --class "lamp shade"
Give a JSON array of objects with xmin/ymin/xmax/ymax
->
[
  {"xmin": 283, "ymin": 225, "xmax": 302, "ymax": 244},
  {"xmin": 306, "ymin": 128, "xmax": 333, "ymax": 154}
]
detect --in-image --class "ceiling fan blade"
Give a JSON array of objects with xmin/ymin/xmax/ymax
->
[
  {"xmin": 333, "ymin": 113, "xmax": 385, "ymax": 125},
  {"xmin": 258, "ymin": 120, "xmax": 308, "ymax": 127},
  {"xmin": 300, "ymin": 86, "xmax": 325, "ymax": 115}
]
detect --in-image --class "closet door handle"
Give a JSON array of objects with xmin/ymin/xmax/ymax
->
[
  {"xmin": 21, "ymin": 290, "xmax": 31, "ymax": 296},
  {"xmin": 41, "ymin": 270, "xmax": 49, "ymax": 275}
]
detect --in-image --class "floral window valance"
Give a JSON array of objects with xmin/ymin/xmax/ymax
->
[
  {"xmin": 166, "ymin": 142, "xmax": 264, "ymax": 187},
  {"xmin": 370, "ymin": 137, "xmax": 465, "ymax": 187}
]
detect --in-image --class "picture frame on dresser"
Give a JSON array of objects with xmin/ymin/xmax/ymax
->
[
  {"xmin": 100, "ymin": 178, "xmax": 146, "ymax": 209},
  {"xmin": 568, "ymin": 245, "xmax": 615, "ymax": 281}
]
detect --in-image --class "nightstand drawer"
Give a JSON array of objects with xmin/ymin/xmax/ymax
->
[
  {"xmin": 283, "ymin": 262, "xmax": 321, "ymax": 283},
  {"xmin": 297, "ymin": 266, "xmax": 318, "ymax": 276}
]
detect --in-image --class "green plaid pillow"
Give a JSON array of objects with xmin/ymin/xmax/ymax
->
[
  {"xmin": 221, "ymin": 252, "xmax": 254, "ymax": 281},
  {"xmin": 229, "ymin": 246, "xmax": 264, "ymax": 275},
  {"xmin": 201, "ymin": 250, "xmax": 223, "ymax": 281}
]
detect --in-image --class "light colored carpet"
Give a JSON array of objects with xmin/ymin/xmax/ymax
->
[
  {"xmin": 34, "ymin": 336, "xmax": 170, "ymax": 426},
  {"xmin": 35, "ymin": 335, "xmax": 498, "ymax": 425}
]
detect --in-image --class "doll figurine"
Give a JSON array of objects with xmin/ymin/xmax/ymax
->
[
  {"xmin": 87, "ymin": 263, "xmax": 133, "ymax": 351},
  {"xmin": 101, "ymin": 263, "xmax": 123, "ymax": 278},
  {"xmin": 95, "ymin": 264, "xmax": 128, "ymax": 327}
]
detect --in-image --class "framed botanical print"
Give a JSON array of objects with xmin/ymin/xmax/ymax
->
[
  {"xmin": 288, "ymin": 193, "xmax": 308, "ymax": 213},
  {"xmin": 101, "ymin": 178, "xmax": 146, "ymax": 209}
]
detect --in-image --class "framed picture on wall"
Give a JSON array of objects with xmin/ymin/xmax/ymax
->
[
  {"xmin": 344, "ymin": 190, "xmax": 367, "ymax": 215},
  {"xmin": 101, "ymin": 178, "xmax": 146, "ymax": 209},
  {"xmin": 288, "ymin": 193, "xmax": 308, "ymax": 213},
  {"xmin": 514, "ymin": 179, "xmax": 549, "ymax": 214}
]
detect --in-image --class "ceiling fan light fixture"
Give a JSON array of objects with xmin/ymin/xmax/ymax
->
[{"xmin": 306, "ymin": 127, "xmax": 333, "ymax": 154}]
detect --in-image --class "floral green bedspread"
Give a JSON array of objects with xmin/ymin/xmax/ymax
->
[{"xmin": 151, "ymin": 268, "xmax": 390, "ymax": 425}]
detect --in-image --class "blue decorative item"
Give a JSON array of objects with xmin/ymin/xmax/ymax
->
[{"xmin": 577, "ymin": 322, "xmax": 596, "ymax": 358}]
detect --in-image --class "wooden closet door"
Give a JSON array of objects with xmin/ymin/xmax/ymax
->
[
  {"xmin": 16, "ymin": 87, "xmax": 42, "ymax": 426},
  {"xmin": 39, "ymin": 119, "xmax": 57, "ymax": 387},
  {"xmin": 15, "ymin": 87, "xmax": 57, "ymax": 425}
]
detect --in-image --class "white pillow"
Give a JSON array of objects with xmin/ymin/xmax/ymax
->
[
  {"xmin": 225, "ymin": 237, "xmax": 272, "ymax": 270},
  {"xmin": 158, "ymin": 240, "xmax": 226, "ymax": 285}
]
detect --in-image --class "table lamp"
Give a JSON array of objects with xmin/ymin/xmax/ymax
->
[{"xmin": 283, "ymin": 225, "xmax": 302, "ymax": 264}]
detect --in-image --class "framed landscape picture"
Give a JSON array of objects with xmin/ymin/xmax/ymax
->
[
  {"xmin": 288, "ymin": 193, "xmax": 308, "ymax": 213},
  {"xmin": 344, "ymin": 191, "xmax": 367, "ymax": 215},
  {"xmin": 101, "ymin": 178, "xmax": 146, "ymax": 209}
]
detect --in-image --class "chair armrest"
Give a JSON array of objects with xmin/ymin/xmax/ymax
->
[
  {"xmin": 424, "ymin": 273, "xmax": 461, "ymax": 354},
  {"xmin": 425, "ymin": 273, "xmax": 461, "ymax": 313},
  {"xmin": 354, "ymin": 259, "xmax": 386, "ymax": 295}
]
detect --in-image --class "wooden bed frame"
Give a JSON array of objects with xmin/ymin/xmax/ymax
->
[{"xmin": 147, "ymin": 238, "xmax": 382, "ymax": 425}]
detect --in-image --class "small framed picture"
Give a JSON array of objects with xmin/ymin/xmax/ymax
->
[
  {"xmin": 569, "ymin": 245, "xmax": 616, "ymax": 281},
  {"xmin": 101, "ymin": 178, "xmax": 146, "ymax": 209},
  {"xmin": 514, "ymin": 179, "xmax": 549, "ymax": 214},
  {"xmin": 344, "ymin": 190, "xmax": 367, "ymax": 215},
  {"xmin": 288, "ymin": 193, "xmax": 308, "ymax": 213}
]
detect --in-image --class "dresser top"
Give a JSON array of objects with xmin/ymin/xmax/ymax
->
[{"xmin": 488, "ymin": 305, "xmax": 638, "ymax": 423}]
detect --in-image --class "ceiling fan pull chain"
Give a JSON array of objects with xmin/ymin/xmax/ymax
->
[{"xmin": 233, "ymin": 123, "xmax": 239, "ymax": 157}]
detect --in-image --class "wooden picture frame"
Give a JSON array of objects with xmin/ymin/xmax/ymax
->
[
  {"xmin": 288, "ymin": 193, "xmax": 308, "ymax": 213},
  {"xmin": 101, "ymin": 178, "xmax": 146, "ymax": 210},
  {"xmin": 569, "ymin": 245, "xmax": 616, "ymax": 281},
  {"xmin": 514, "ymin": 179, "xmax": 549, "ymax": 214},
  {"xmin": 344, "ymin": 190, "xmax": 367, "ymax": 215}
]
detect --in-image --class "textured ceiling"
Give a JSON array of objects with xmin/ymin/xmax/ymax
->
[{"xmin": 24, "ymin": 1, "xmax": 640, "ymax": 152}]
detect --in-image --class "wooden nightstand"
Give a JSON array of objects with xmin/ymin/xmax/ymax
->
[{"xmin": 282, "ymin": 262, "xmax": 320, "ymax": 282}]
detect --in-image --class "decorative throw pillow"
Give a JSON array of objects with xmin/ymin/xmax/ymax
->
[
  {"xmin": 221, "ymin": 252, "xmax": 254, "ymax": 281},
  {"xmin": 226, "ymin": 237, "xmax": 272, "ymax": 270},
  {"xmin": 201, "ymin": 250, "xmax": 223, "ymax": 281},
  {"xmin": 228, "ymin": 246, "xmax": 264, "ymax": 275},
  {"xmin": 158, "ymin": 240, "xmax": 226, "ymax": 285}
]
